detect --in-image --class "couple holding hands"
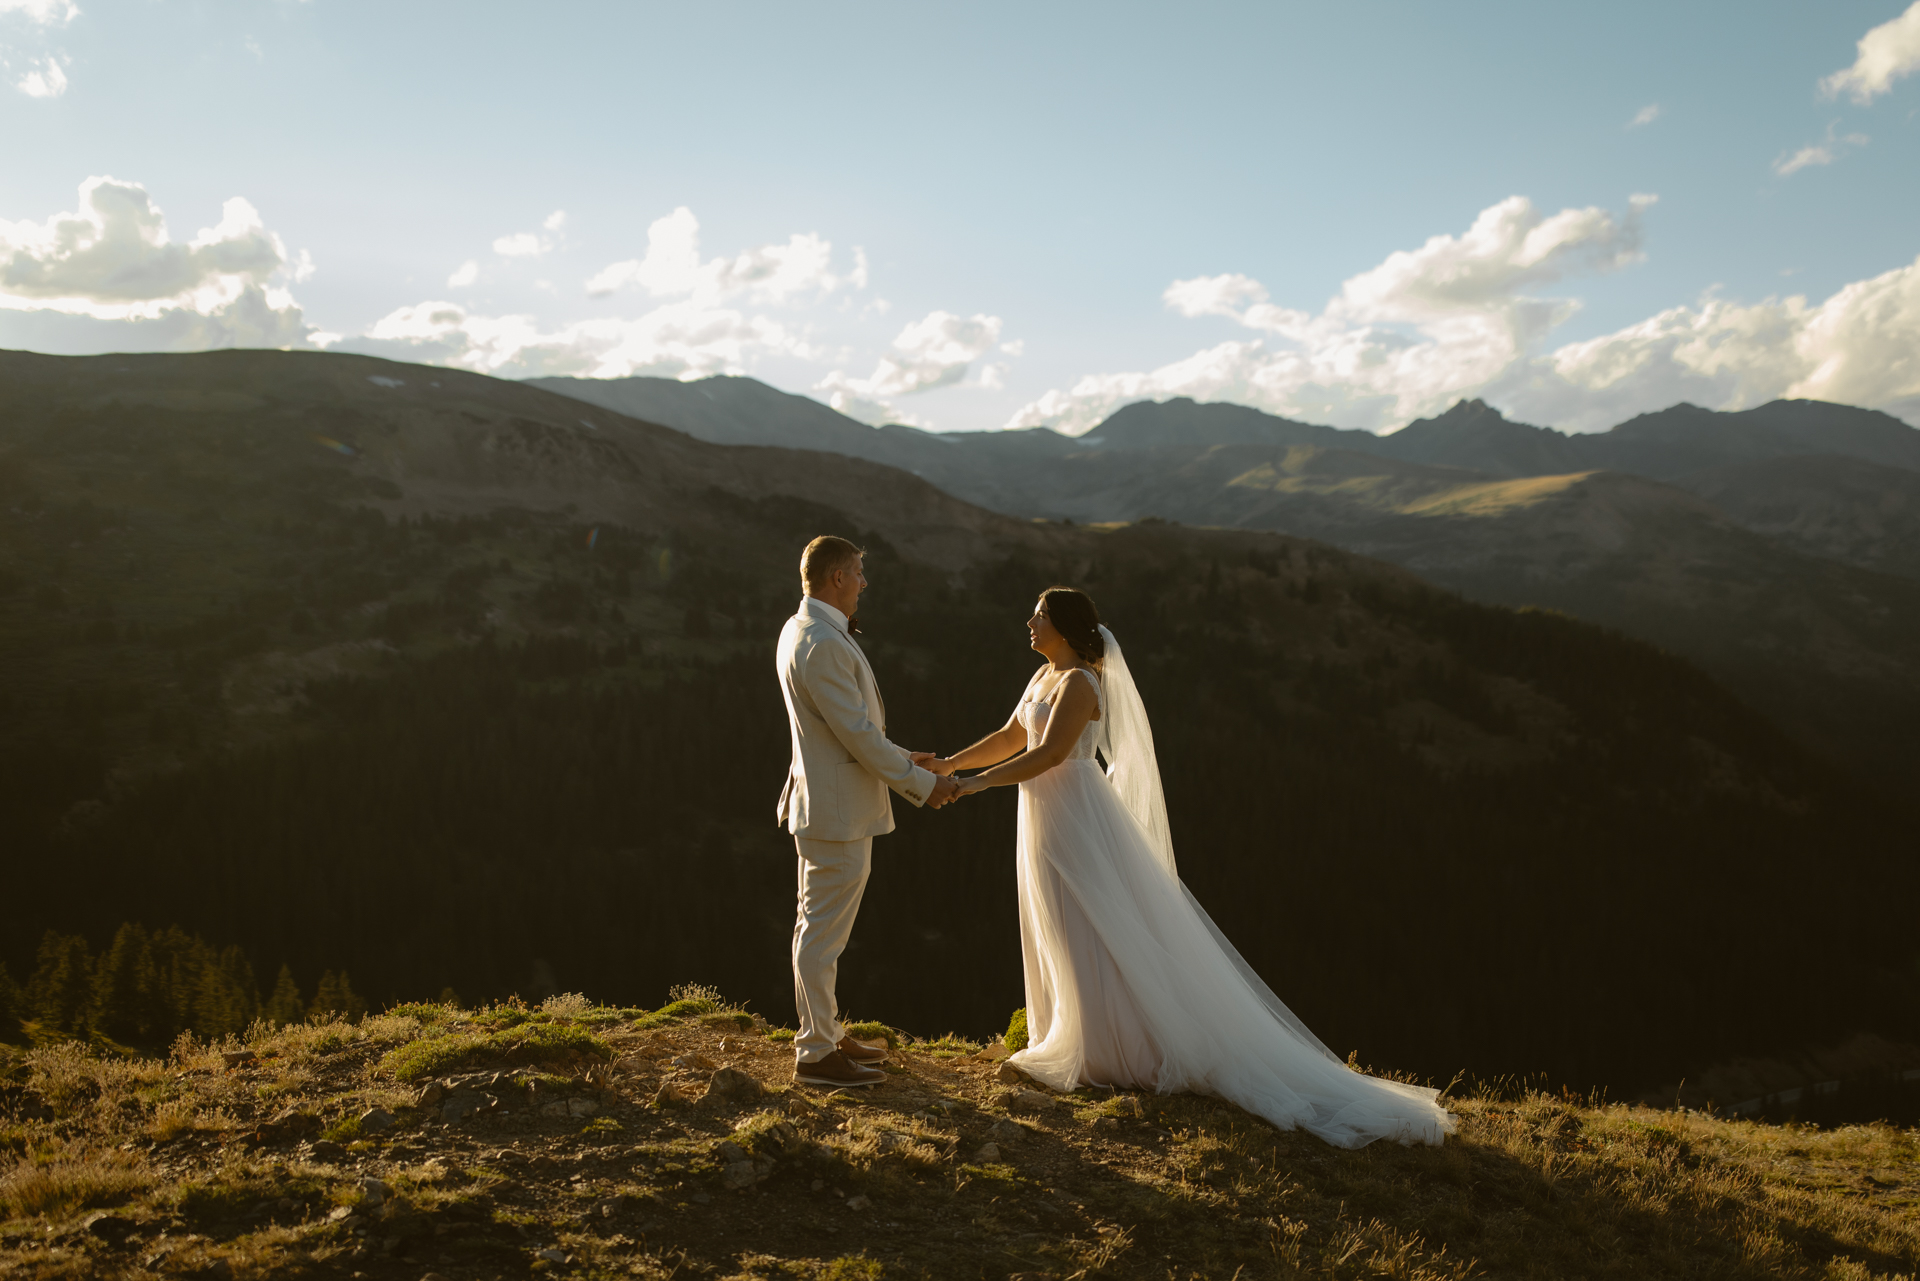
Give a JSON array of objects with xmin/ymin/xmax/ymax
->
[{"xmin": 774, "ymin": 535, "xmax": 1452, "ymax": 1148}]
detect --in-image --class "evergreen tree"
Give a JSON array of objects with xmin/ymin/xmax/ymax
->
[
  {"xmin": 90, "ymin": 922, "xmax": 157, "ymax": 1045},
  {"xmin": 264, "ymin": 965, "xmax": 304, "ymax": 1026},
  {"xmin": 0, "ymin": 961, "xmax": 23, "ymax": 1044},
  {"xmin": 308, "ymin": 970, "xmax": 366, "ymax": 1021},
  {"xmin": 192, "ymin": 945, "xmax": 259, "ymax": 1038},
  {"xmin": 26, "ymin": 930, "xmax": 94, "ymax": 1035}
]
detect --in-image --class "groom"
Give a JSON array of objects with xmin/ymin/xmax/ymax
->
[{"xmin": 776, "ymin": 536, "xmax": 958, "ymax": 1088}]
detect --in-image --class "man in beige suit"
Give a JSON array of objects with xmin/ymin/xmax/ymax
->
[{"xmin": 776, "ymin": 535, "xmax": 959, "ymax": 1088}]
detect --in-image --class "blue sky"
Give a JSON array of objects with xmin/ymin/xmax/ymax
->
[{"xmin": 3, "ymin": 0, "xmax": 1918, "ymax": 433}]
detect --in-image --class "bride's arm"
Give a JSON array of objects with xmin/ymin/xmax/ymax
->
[
  {"xmin": 916, "ymin": 715, "xmax": 1024, "ymax": 776},
  {"xmin": 954, "ymin": 673, "xmax": 1097, "ymax": 794}
]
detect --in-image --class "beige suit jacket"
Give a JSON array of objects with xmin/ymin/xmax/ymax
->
[{"xmin": 775, "ymin": 596, "xmax": 935, "ymax": 841}]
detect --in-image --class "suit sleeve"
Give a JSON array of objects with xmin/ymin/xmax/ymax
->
[{"xmin": 801, "ymin": 639, "xmax": 937, "ymax": 807}]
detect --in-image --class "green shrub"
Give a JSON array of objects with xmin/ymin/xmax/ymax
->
[
  {"xmin": 1005, "ymin": 1008, "xmax": 1028, "ymax": 1053},
  {"xmin": 384, "ymin": 1002, "xmax": 454, "ymax": 1026},
  {"xmin": 379, "ymin": 1021, "xmax": 609, "ymax": 1083},
  {"xmin": 381, "ymin": 1032, "xmax": 485, "ymax": 1084},
  {"xmin": 843, "ymin": 1021, "xmax": 901, "ymax": 1050},
  {"xmin": 767, "ymin": 1028, "xmax": 795, "ymax": 1043},
  {"xmin": 698, "ymin": 1011, "xmax": 754, "ymax": 1032}
]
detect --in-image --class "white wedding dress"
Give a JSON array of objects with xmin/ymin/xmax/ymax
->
[{"xmin": 1006, "ymin": 628, "xmax": 1455, "ymax": 1148}]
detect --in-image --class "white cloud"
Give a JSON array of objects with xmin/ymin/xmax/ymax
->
[
  {"xmin": 0, "ymin": 0, "xmax": 79, "ymax": 24},
  {"xmin": 814, "ymin": 310, "xmax": 1004, "ymax": 424},
  {"xmin": 447, "ymin": 259, "xmax": 478, "ymax": 287},
  {"xmin": 492, "ymin": 231, "xmax": 546, "ymax": 258},
  {"xmin": 1821, "ymin": 0, "xmax": 1920, "ymax": 104},
  {"xmin": 1628, "ymin": 103, "xmax": 1661, "ymax": 128},
  {"xmin": 542, "ymin": 209, "xmax": 566, "ymax": 232},
  {"xmin": 585, "ymin": 205, "xmax": 858, "ymax": 306},
  {"xmin": 0, "ymin": 177, "xmax": 309, "ymax": 350},
  {"xmin": 14, "ymin": 52, "xmax": 66, "ymax": 96},
  {"xmin": 336, "ymin": 297, "xmax": 816, "ymax": 381},
  {"xmin": 1007, "ymin": 192, "xmax": 1920, "ymax": 436},
  {"xmin": 1773, "ymin": 120, "xmax": 1870, "ymax": 175}
]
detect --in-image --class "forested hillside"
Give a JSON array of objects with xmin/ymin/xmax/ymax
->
[{"xmin": 2, "ymin": 350, "xmax": 1915, "ymax": 1104}]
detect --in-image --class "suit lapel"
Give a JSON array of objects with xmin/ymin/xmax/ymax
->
[{"xmin": 838, "ymin": 629, "xmax": 884, "ymax": 726}]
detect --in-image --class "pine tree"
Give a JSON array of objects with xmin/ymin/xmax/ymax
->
[
  {"xmin": 309, "ymin": 970, "xmax": 367, "ymax": 1022},
  {"xmin": 264, "ymin": 965, "xmax": 304, "ymax": 1026},
  {"xmin": 26, "ymin": 930, "xmax": 95, "ymax": 1035},
  {"xmin": 192, "ymin": 945, "xmax": 259, "ymax": 1038},
  {"xmin": 91, "ymin": 922, "xmax": 157, "ymax": 1044},
  {"xmin": 0, "ymin": 961, "xmax": 24, "ymax": 1044}
]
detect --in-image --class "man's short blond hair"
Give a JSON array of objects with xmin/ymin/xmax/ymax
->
[{"xmin": 800, "ymin": 535, "xmax": 864, "ymax": 595}]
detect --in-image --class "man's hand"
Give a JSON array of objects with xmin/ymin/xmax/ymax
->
[{"xmin": 927, "ymin": 774, "xmax": 961, "ymax": 808}]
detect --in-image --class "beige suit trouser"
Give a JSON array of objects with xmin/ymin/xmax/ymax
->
[{"xmin": 792, "ymin": 834, "xmax": 873, "ymax": 1064}]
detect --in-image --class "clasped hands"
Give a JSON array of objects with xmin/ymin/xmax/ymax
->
[{"xmin": 910, "ymin": 751, "xmax": 984, "ymax": 809}]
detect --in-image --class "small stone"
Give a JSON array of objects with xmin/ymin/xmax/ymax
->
[
  {"xmin": 994, "ymin": 1062, "xmax": 1029, "ymax": 1084},
  {"xmin": 358, "ymin": 1106, "xmax": 395, "ymax": 1134},
  {"xmin": 973, "ymin": 1142, "xmax": 1002, "ymax": 1162},
  {"xmin": 988, "ymin": 1119, "xmax": 1031, "ymax": 1144},
  {"xmin": 357, "ymin": 1177, "xmax": 390, "ymax": 1206},
  {"xmin": 719, "ymin": 1160, "xmax": 757, "ymax": 1190},
  {"xmin": 221, "ymin": 1050, "xmax": 257, "ymax": 1070},
  {"xmin": 308, "ymin": 1140, "xmax": 347, "ymax": 1162},
  {"xmin": 83, "ymin": 1212, "xmax": 135, "ymax": 1240},
  {"xmin": 844, "ymin": 1194, "xmax": 872, "ymax": 1211},
  {"xmin": 535, "ymin": 1246, "xmax": 567, "ymax": 1262},
  {"xmin": 1006, "ymin": 1088, "xmax": 1054, "ymax": 1112},
  {"xmin": 719, "ymin": 1037, "xmax": 748, "ymax": 1054},
  {"xmin": 714, "ymin": 1140, "xmax": 750, "ymax": 1164},
  {"xmin": 652, "ymin": 1082, "xmax": 686, "ymax": 1108},
  {"xmin": 784, "ymin": 1092, "xmax": 818, "ymax": 1118},
  {"xmin": 670, "ymin": 1053, "xmax": 716, "ymax": 1072},
  {"xmin": 327, "ymin": 1206, "xmax": 354, "ymax": 1223},
  {"xmin": 976, "ymin": 1040, "xmax": 1010, "ymax": 1062},
  {"xmin": 1090, "ymin": 1115, "xmax": 1120, "ymax": 1133},
  {"xmin": 494, "ymin": 1148, "xmax": 527, "ymax": 1165},
  {"xmin": 565, "ymin": 1097, "xmax": 598, "ymax": 1118},
  {"xmin": 876, "ymin": 1131, "xmax": 908, "ymax": 1154},
  {"xmin": 417, "ymin": 1083, "xmax": 445, "ymax": 1107},
  {"xmin": 707, "ymin": 1066, "xmax": 762, "ymax": 1103}
]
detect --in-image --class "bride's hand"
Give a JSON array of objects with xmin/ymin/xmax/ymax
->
[
  {"xmin": 910, "ymin": 751, "xmax": 955, "ymax": 777},
  {"xmin": 954, "ymin": 775, "xmax": 987, "ymax": 797}
]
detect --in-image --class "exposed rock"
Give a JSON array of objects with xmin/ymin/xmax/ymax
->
[
  {"xmin": 83, "ymin": 1212, "xmax": 136, "ymax": 1240},
  {"xmin": 671, "ymin": 1052, "xmax": 717, "ymax": 1072},
  {"xmin": 844, "ymin": 1194, "xmax": 872, "ymax": 1211},
  {"xmin": 1004, "ymin": 1088, "xmax": 1055, "ymax": 1112},
  {"xmin": 326, "ymin": 1206, "xmax": 353, "ymax": 1223},
  {"xmin": 307, "ymin": 1140, "xmax": 347, "ymax": 1162},
  {"xmin": 976, "ymin": 1040, "xmax": 1010, "ymax": 1062},
  {"xmin": 988, "ymin": 1119, "xmax": 1031, "ymax": 1144},
  {"xmin": 719, "ymin": 1160, "xmax": 758, "ymax": 1190},
  {"xmin": 714, "ymin": 1140, "xmax": 749, "ymax": 1165},
  {"xmin": 357, "ymin": 1177, "xmax": 390, "ymax": 1206},
  {"xmin": 535, "ymin": 1247, "xmax": 567, "ymax": 1263},
  {"xmin": 784, "ymin": 1092, "xmax": 819, "ymax": 1118},
  {"xmin": 221, "ymin": 1050, "xmax": 256, "ymax": 1070},
  {"xmin": 416, "ymin": 1082, "xmax": 445, "ymax": 1107},
  {"xmin": 876, "ymin": 1131, "xmax": 909, "ymax": 1154},
  {"xmin": 441, "ymin": 1089, "xmax": 493, "ymax": 1122},
  {"xmin": 995, "ymin": 1062, "xmax": 1030, "ymax": 1085},
  {"xmin": 973, "ymin": 1142, "xmax": 1002, "ymax": 1161},
  {"xmin": 707, "ymin": 1066, "xmax": 763, "ymax": 1103},
  {"xmin": 358, "ymin": 1106, "xmax": 395, "ymax": 1133},
  {"xmin": 651, "ymin": 1082, "xmax": 688, "ymax": 1108}
]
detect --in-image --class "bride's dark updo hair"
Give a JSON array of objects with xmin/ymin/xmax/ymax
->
[{"xmin": 1039, "ymin": 587, "xmax": 1105, "ymax": 667}]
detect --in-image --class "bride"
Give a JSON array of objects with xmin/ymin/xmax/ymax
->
[{"xmin": 915, "ymin": 587, "xmax": 1454, "ymax": 1149}]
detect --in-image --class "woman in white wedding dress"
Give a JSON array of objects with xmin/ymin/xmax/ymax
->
[{"xmin": 917, "ymin": 588, "xmax": 1454, "ymax": 1149}]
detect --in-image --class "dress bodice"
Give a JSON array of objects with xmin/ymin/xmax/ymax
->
[{"xmin": 1018, "ymin": 668, "xmax": 1103, "ymax": 760}]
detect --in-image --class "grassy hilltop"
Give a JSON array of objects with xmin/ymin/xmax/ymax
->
[{"xmin": 2, "ymin": 992, "xmax": 1917, "ymax": 1281}]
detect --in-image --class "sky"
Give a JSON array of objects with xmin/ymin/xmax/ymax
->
[{"xmin": 3, "ymin": 0, "xmax": 1919, "ymax": 435}]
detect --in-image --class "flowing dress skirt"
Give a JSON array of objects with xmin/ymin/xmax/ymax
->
[{"xmin": 1008, "ymin": 757, "xmax": 1455, "ymax": 1149}]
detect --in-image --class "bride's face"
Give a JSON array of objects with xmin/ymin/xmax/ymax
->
[{"xmin": 1027, "ymin": 600, "xmax": 1069, "ymax": 659}]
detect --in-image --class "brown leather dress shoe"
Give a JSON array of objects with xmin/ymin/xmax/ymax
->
[
  {"xmin": 838, "ymin": 1035, "xmax": 887, "ymax": 1065},
  {"xmin": 793, "ymin": 1049, "xmax": 885, "ymax": 1088}
]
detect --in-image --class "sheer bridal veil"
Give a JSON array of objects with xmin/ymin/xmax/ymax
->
[
  {"xmin": 1095, "ymin": 624, "xmax": 1175, "ymax": 877},
  {"xmin": 1093, "ymin": 622, "xmax": 1342, "ymax": 1063}
]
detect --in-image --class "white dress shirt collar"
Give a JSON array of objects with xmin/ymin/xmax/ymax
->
[{"xmin": 799, "ymin": 595, "xmax": 850, "ymax": 633}]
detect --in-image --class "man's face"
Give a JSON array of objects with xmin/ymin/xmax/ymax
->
[{"xmin": 835, "ymin": 556, "xmax": 868, "ymax": 608}]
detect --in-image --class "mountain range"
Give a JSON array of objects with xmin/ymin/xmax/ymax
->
[
  {"xmin": 4, "ymin": 347, "xmax": 1915, "ymax": 1096},
  {"xmin": 533, "ymin": 375, "xmax": 1920, "ymax": 788}
]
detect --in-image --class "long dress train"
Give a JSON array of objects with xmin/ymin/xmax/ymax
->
[{"xmin": 1006, "ymin": 657, "xmax": 1455, "ymax": 1149}]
